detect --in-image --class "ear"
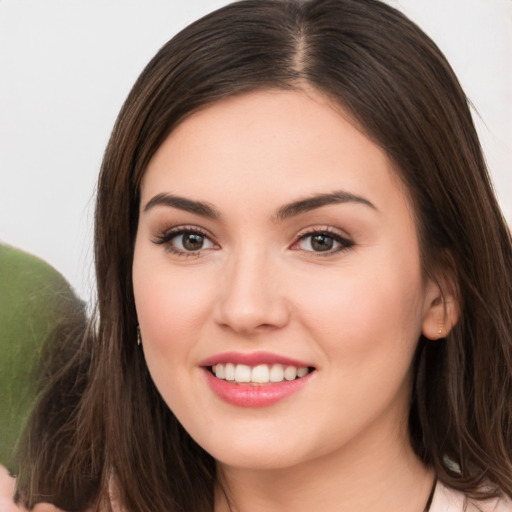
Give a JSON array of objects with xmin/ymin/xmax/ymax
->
[{"xmin": 422, "ymin": 271, "xmax": 459, "ymax": 340}]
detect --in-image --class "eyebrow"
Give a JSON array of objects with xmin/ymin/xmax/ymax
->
[
  {"xmin": 144, "ymin": 193, "xmax": 220, "ymax": 219},
  {"xmin": 274, "ymin": 190, "xmax": 376, "ymax": 221},
  {"xmin": 143, "ymin": 189, "xmax": 375, "ymax": 221}
]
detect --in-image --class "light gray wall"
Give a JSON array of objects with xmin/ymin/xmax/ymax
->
[{"xmin": 1, "ymin": 0, "xmax": 510, "ymax": 303}]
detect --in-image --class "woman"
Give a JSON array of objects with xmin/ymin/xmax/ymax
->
[{"xmin": 7, "ymin": 0, "xmax": 512, "ymax": 510}]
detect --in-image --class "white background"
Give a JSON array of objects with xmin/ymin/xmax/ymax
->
[{"xmin": 1, "ymin": 0, "xmax": 511, "ymax": 304}]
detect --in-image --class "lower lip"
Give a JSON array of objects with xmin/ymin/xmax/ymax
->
[{"xmin": 203, "ymin": 369, "xmax": 313, "ymax": 407}]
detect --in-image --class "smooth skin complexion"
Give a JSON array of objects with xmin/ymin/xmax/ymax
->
[{"xmin": 133, "ymin": 90, "xmax": 458, "ymax": 512}]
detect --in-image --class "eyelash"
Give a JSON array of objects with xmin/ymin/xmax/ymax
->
[
  {"xmin": 293, "ymin": 227, "xmax": 355, "ymax": 256},
  {"xmin": 152, "ymin": 226, "xmax": 354, "ymax": 257},
  {"xmin": 153, "ymin": 226, "xmax": 216, "ymax": 258}
]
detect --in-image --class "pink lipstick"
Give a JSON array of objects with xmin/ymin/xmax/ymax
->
[{"xmin": 200, "ymin": 351, "xmax": 315, "ymax": 407}]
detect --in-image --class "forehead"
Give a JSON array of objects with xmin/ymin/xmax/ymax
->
[{"xmin": 141, "ymin": 89, "xmax": 409, "ymax": 218}]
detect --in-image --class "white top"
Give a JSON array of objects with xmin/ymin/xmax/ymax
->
[{"xmin": 431, "ymin": 481, "xmax": 512, "ymax": 512}]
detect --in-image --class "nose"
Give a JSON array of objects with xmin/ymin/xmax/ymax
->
[{"xmin": 214, "ymin": 248, "xmax": 290, "ymax": 335}]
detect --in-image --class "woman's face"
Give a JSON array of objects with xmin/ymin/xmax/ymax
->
[{"xmin": 133, "ymin": 90, "xmax": 441, "ymax": 471}]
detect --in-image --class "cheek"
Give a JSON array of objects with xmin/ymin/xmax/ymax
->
[
  {"xmin": 288, "ymin": 257, "xmax": 425, "ymax": 441},
  {"xmin": 132, "ymin": 264, "xmax": 215, "ymax": 427},
  {"xmin": 133, "ymin": 256, "xmax": 214, "ymax": 342},
  {"xmin": 132, "ymin": 250, "xmax": 218, "ymax": 406},
  {"xmin": 293, "ymin": 253, "xmax": 425, "ymax": 362}
]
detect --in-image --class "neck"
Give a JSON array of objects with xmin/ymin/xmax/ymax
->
[{"xmin": 214, "ymin": 423, "xmax": 434, "ymax": 512}]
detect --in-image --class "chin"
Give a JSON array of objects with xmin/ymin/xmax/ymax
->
[
  {"xmin": 196, "ymin": 424, "xmax": 328, "ymax": 473},
  {"xmin": 214, "ymin": 448, "xmax": 306, "ymax": 472}
]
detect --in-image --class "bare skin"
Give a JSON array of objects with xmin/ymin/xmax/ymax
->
[{"xmin": 134, "ymin": 89, "xmax": 457, "ymax": 512}]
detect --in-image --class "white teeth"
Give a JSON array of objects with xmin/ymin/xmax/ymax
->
[
  {"xmin": 251, "ymin": 364, "xmax": 270, "ymax": 383},
  {"xmin": 214, "ymin": 364, "xmax": 225, "ymax": 379},
  {"xmin": 225, "ymin": 363, "xmax": 235, "ymax": 381},
  {"xmin": 234, "ymin": 364, "xmax": 251, "ymax": 383},
  {"xmin": 297, "ymin": 367, "xmax": 308, "ymax": 378},
  {"xmin": 284, "ymin": 366, "xmax": 297, "ymax": 381},
  {"xmin": 212, "ymin": 363, "xmax": 310, "ymax": 384},
  {"xmin": 269, "ymin": 364, "xmax": 284, "ymax": 382}
]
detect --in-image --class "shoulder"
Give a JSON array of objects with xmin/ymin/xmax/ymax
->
[{"xmin": 431, "ymin": 480, "xmax": 512, "ymax": 512}]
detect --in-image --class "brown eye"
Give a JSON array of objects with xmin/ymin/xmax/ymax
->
[
  {"xmin": 154, "ymin": 228, "xmax": 216, "ymax": 255},
  {"xmin": 310, "ymin": 234, "xmax": 334, "ymax": 252},
  {"xmin": 181, "ymin": 233, "xmax": 205, "ymax": 251},
  {"xmin": 295, "ymin": 230, "xmax": 354, "ymax": 254}
]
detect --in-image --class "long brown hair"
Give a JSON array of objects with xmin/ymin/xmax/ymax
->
[{"xmin": 16, "ymin": 0, "xmax": 512, "ymax": 510}]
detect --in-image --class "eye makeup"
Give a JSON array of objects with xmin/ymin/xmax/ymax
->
[
  {"xmin": 152, "ymin": 225, "xmax": 218, "ymax": 257},
  {"xmin": 292, "ymin": 227, "xmax": 355, "ymax": 256}
]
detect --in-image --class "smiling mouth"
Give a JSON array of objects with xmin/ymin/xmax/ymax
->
[{"xmin": 210, "ymin": 363, "xmax": 314, "ymax": 385}]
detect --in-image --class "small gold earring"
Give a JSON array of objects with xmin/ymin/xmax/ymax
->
[
  {"xmin": 438, "ymin": 327, "xmax": 444, "ymax": 338},
  {"xmin": 136, "ymin": 326, "xmax": 142, "ymax": 346}
]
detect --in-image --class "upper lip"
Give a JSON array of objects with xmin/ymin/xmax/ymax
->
[{"xmin": 200, "ymin": 351, "xmax": 314, "ymax": 368}]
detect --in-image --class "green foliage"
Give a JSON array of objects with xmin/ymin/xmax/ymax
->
[{"xmin": 0, "ymin": 243, "xmax": 81, "ymax": 472}]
